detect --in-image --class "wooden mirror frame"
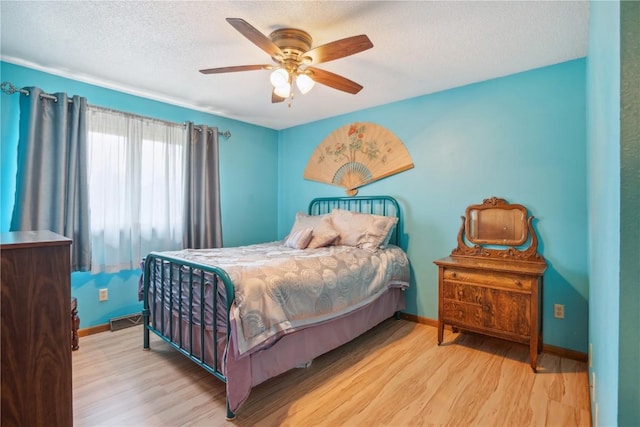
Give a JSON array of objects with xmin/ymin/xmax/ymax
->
[
  {"xmin": 451, "ymin": 197, "xmax": 544, "ymax": 263},
  {"xmin": 465, "ymin": 198, "xmax": 528, "ymax": 245}
]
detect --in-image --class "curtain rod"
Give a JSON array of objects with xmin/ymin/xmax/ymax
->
[{"xmin": 0, "ymin": 81, "xmax": 231, "ymax": 140}]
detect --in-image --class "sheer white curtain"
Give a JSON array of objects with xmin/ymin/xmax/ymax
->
[{"xmin": 86, "ymin": 106, "xmax": 184, "ymax": 273}]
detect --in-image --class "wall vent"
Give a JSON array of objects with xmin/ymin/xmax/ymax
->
[{"xmin": 109, "ymin": 313, "xmax": 143, "ymax": 331}]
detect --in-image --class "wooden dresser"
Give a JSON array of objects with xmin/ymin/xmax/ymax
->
[
  {"xmin": 434, "ymin": 198, "xmax": 547, "ymax": 372},
  {"xmin": 1, "ymin": 230, "xmax": 73, "ymax": 426}
]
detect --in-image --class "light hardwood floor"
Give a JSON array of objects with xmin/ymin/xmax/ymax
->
[{"xmin": 72, "ymin": 320, "xmax": 591, "ymax": 426}]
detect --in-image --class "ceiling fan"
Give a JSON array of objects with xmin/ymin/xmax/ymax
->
[{"xmin": 199, "ymin": 18, "xmax": 373, "ymax": 103}]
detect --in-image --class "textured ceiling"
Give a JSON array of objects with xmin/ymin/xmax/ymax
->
[{"xmin": 0, "ymin": 1, "xmax": 589, "ymax": 130}]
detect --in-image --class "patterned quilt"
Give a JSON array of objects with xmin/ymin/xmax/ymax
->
[{"xmin": 159, "ymin": 241, "xmax": 410, "ymax": 356}]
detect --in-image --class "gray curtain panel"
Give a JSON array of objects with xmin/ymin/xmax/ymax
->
[
  {"xmin": 182, "ymin": 122, "xmax": 223, "ymax": 249},
  {"xmin": 10, "ymin": 87, "xmax": 92, "ymax": 271}
]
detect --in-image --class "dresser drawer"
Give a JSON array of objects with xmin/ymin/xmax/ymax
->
[
  {"xmin": 441, "ymin": 300, "xmax": 483, "ymax": 328},
  {"xmin": 443, "ymin": 268, "xmax": 534, "ymax": 291},
  {"xmin": 442, "ymin": 282, "xmax": 483, "ymax": 305}
]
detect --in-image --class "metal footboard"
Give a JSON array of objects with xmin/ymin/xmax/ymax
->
[{"xmin": 142, "ymin": 251, "xmax": 237, "ymax": 419}]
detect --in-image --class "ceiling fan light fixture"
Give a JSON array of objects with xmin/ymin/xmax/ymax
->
[
  {"xmin": 269, "ymin": 68, "xmax": 289, "ymax": 87},
  {"xmin": 274, "ymin": 82, "xmax": 291, "ymax": 98},
  {"xmin": 296, "ymin": 73, "xmax": 315, "ymax": 94},
  {"xmin": 200, "ymin": 19, "xmax": 373, "ymax": 104}
]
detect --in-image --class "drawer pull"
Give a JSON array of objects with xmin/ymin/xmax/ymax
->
[
  {"xmin": 451, "ymin": 272, "xmax": 457, "ymax": 279},
  {"xmin": 514, "ymin": 280, "xmax": 522, "ymax": 287}
]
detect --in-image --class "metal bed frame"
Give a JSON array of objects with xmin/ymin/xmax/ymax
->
[{"xmin": 142, "ymin": 196, "xmax": 403, "ymax": 419}]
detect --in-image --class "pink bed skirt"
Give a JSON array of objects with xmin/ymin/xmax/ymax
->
[
  {"xmin": 148, "ymin": 287, "xmax": 405, "ymax": 413},
  {"xmin": 226, "ymin": 287, "xmax": 406, "ymax": 412}
]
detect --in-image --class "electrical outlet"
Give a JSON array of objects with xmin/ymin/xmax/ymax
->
[
  {"xmin": 99, "ymin": 288, "xmax": 108, "ymax": 302},
  {"xmin": 591, "ymin": 372, "xmax": 596, "ymax": 401},
  {"xmin": 553, "ymin": 303, "xmax": 565, "ymax": 319}
]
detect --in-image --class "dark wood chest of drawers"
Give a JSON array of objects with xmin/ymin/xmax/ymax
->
[{"xmin": 1, "ymin": 231, "xmax": 73, "ymax": 426}]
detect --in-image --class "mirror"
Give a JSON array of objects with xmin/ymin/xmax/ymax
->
[
  {"xmin": 465, "ymin": 203, "xmax": 528, "ymax": 246},
  {"xmin": 452, "ymin": 197, "xmax": 542, "ymax": 261}
]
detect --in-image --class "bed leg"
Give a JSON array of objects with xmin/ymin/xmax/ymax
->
[
  {"xmin": 394, "ymin": 311, "xmax": 401, "ymax": 320},
  {"xmin": 143, "ymin": 308, "xmax": 150, "ymax": 350},
  {"xmin": 225, "ymin": 399, "xmax": 235, "ymax": 421},
  {"xmin": 143, "ymin": 328, "xmax": 150, "ymax": 350}
]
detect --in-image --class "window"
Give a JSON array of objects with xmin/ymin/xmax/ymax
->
[{"xmin": 86, "ymin": 106, "xmax": 184, "ymax": 273}]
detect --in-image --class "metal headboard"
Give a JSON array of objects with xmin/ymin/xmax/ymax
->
[{"xmin": 308, "ymin": 195, "xmax": 402, "ymax": 247}]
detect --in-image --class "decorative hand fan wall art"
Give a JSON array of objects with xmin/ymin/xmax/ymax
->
[{"xmin": 304, "ymin": 122, "xmax": 414, "ymax": 195}]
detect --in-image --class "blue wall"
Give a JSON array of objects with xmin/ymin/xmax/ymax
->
[
  {"xmin": 1, "ymin": 61, "xmax": 279, "ymax": 328},
  {"xmin": 2, "ymin": 59, "xmax": 590, "ymax": 355},
  {"xmin": 586, "ymin": 2, "xmax": 620, "ymax": 426},
  {"xmin": 278, "ymin": 59, "xmax": 588, "ymax": 353},
  {"xmin": 587, "ymin": 1, "xmax": 640, "ymax": 426}
]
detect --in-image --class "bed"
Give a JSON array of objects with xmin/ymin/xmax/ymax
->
[{"xmin": 141, "ymin": 195, "xmax": 410, "ymax": 419}]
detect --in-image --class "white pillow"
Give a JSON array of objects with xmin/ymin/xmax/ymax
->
[
  {"xmin": 284, "ymin": 227, "xmax": 313, "ymax": 249},
  {"xmin": 287, "ymin": 212, "xmax": 339, "ymax": 249},
  {"xmin": 330, "ymin": 209, "xmax": 398, "ymax": 251}
]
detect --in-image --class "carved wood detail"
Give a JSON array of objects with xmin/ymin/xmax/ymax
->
[{"xmin": 451, "ymin": 198, "xmax": 544, "ymax": 263}]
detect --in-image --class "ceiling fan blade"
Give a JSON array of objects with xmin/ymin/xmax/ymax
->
[
  {"xmin": 271, "ymin": 89, "xmax": 286, "ymax": 103},
  {"xmin": 307, "ymin": 67, "xmax": 364, "ymax": 94},
  {"xmin": 226, "ymin": 18, "xmax": 284, "ymax": 59},
  {"xmin": 303, "ymin": 35, "xmax": 373, "ymax": 64},
  {"xmin": 199, "ymin": 64, "xmax": 271, "ymax": 74}
]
